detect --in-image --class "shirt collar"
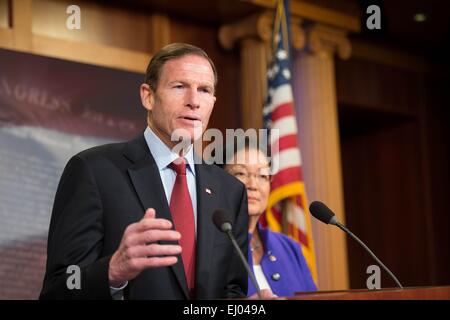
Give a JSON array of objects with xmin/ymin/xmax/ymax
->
[{"xmin": 144, "ymin": 126, "xmax": 196, "ymax": 175}]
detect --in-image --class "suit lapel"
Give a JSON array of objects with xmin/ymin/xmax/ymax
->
[
  {"xmin": 124, "ymin": 135, "xmax": 189, "ymax": 299},
  {"xmin": 194, "ymin": 161, "xmax": 220, "ymax": 298}
]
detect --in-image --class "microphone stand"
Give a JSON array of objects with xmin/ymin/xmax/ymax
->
[
  {"xmin": 224, "ymin": 230, "xmax": 263, "ymax": 299},
  {"xmin": 335, "ymin": 222, "xmax": 404, "ymax": 289}
]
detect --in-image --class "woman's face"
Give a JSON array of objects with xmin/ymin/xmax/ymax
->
[{"xmin": 225, "ymin": 148, "xmax": 271, "ymax": 218}]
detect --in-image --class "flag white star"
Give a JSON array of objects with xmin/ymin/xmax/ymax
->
[
  {"xmin": 273, "ymin": 64, "xmax": 280, "ymax": 75},
  {"xmin": 277, "ymin": 49, "xmax": 288, "ymax": 60},
  {"xmin": 282, "ymin": 69, "xmax": 291, "ymax": 79}
]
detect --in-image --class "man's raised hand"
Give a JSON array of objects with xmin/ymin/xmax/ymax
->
[{"xmin": 108, "ymin": 208, "xmax": 181, "ymax": 287}]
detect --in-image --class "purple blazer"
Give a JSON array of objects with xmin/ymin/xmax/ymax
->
[{"xmin": 247, "ymin": 225, "xmax": 317, "ymax": 297}]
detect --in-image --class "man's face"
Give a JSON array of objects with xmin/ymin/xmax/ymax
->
[{"xmin": 141, "ymin": 54, "xmax": 216, "ymax": 149}]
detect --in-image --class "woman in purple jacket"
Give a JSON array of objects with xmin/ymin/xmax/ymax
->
[{"xmin": 224, "ymin": 145, "xmax": 317, "ymax": 297}]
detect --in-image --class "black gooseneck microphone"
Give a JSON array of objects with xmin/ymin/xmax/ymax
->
[
  {"xmin": 212, "ymin": 209, "xmax": 262, "ymax": 299},
  {"xmin": 309, "ymin": 201, "xmax": 404, "ymax": 289}
]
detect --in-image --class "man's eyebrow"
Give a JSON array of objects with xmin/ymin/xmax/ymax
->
[{"xmin": 199, "ymin": 84, "xmax": 215, "ymax": 92}]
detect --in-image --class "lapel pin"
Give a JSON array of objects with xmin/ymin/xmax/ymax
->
[{"xmin": 205, "ymin": 188, "xmax": 212, "ymax": 194}]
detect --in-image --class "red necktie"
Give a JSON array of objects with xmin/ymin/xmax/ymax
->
[{"xmin": 169, "ymin": 158, "xmax": 196, "ymax": 294}]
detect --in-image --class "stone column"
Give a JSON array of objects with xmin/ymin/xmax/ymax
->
[
  {"xmin": 293, "ymin": 23, "xmax": 351, "ymax": 290},
  {"xmin": 219, "ymin": 13, "xmax": 304, "ymax": 130}
]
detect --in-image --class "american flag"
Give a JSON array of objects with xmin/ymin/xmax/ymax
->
[{"xmin": 262, "ymin": 0, "xmax": 318, "ymax": 283}]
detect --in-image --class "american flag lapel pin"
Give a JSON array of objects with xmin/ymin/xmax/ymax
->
[{"xmin": 205, "ymin": 188, "xmax": 212, "ymax": 194}]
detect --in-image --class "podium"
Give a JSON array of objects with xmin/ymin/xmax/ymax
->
[{"xmin": 291, "ymin": 286, "xmax": 450, "ymax": 300}]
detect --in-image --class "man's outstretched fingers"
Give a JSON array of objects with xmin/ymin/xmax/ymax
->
[
  {"xmin": 128, "ymin": 229, "xmax": 181, "ymax": 246},
  {"xmin": 142, "ymin": 256, "xmax": 179, "ymax": 268},
  {"xmin": 130, "ymin": 243, "xmax": 182, "ymax": 258},
  {"xmin": 137, "ymin": 217, "xmax": 173, "ymax": 232}
]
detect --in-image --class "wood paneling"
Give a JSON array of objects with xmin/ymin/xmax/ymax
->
[
  {"xmin": 248, "ymin": 0, "xmax": 360, "ymax": 32},
  {"xmin": 351, "ymin": 38, "xmax": 429, "ymax": 73},
  {"xmin": 336, "ymin": 52, "xmax": 450, "ymax": 288},
  {"xmin": 32, "ymin": 34, "xmax": 150, "ymax": 73},
  {"xmin": 11, "ymin": 0, "xmax": 32, "ymax": 50},
  {"xmin": 341, "ymin": 119, "xmax": 431, "ymax": 288},
  {"xmin": 0, "ymin": 0, "xmax": 151, "ymax": 72},
  {"xmin": 123, "ymin": 0, "xmax": 263, "ymax": 26},
  {"xmin": 336, "ymin": 57, "xmax": 422, "ymax": 115},
  {"xmin": 422, "ymin": 72, "xmax": 450, "ymax": 285},
  {"xmin": 293, "ymin": 286, "xmax": 450, "ymax": 300},
  {"xmin": 32, "ymin": 0, "xmax": 154, "ymax": 52}
]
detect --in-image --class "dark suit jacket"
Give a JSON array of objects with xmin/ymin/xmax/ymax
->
[{"xmin": 39, "ymin": 134, "xmax": 248, "ymax": 299}]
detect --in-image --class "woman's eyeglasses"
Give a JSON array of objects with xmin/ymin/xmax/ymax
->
[{"xmin": 229, "ymin": 169, "xmax": 272, "ymax": 184}]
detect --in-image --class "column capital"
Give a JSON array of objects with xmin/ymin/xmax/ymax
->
[
  {"xmin": 290, "ymin": 17, "xmax": 305, "ymax": 50},
  {"xmin": 219, "ymin": 12, "xmax": 305, "ymax": 50},
  {"xmin": 304, "ymin": 23, "xmax": 351, "ymax": 60}
]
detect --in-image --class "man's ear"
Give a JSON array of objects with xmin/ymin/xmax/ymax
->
[{"xmin": 140, "ymin": 83, "xmax": 154, "ymax": 111}]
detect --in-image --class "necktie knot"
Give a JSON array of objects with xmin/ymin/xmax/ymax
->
[{"xmin": 170, "ymin": 158, "xmax": 187, "ymax": 175}]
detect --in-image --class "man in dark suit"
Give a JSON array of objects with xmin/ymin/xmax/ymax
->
[{"xmin": 40, "ymin": 43, "xmax": 248, "ymax": 299}]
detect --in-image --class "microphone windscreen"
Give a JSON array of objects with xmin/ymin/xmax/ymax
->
[
  {"xmin": 212, "ymin": 209, "xmax": 232, "ymax": 232},
  {"xmin": 309, "ymin": 201, "xmax": 336, "ymax": 225}
]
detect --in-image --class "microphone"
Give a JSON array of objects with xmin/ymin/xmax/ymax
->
[
  {"xmin": 212, "ymin": 209, "xmax": 262, "ymax": 299},
  {"xmin": 309, "ymin": 201, "xmax": 403, "ymax": 289}
]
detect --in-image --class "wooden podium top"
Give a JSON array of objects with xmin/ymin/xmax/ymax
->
[{"xmin": 291, "ymin": 286, "xmax": 450, "ymax": 300}]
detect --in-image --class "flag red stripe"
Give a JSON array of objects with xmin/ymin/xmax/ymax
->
[
  {"xmin": 289, "ymin": 224, "xmax": 308, "ymax": 247},
  {"xmin": 276, "ymin": 212, "xmax": 308, "ymax": 247},
  {"xmin": 270, "ymin": 102, "xmax": 294, "ymax": 122},
  {"xmin": 272, "ymin": 205, "xmax": 282, "ymax": 223},
  {"xmin": 271, "ymin": 134, "xmax": 299, "ymax": 154},
  {"xmin": 271, "ymin": 166, "xmax": 303, "ymax": 190}
]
